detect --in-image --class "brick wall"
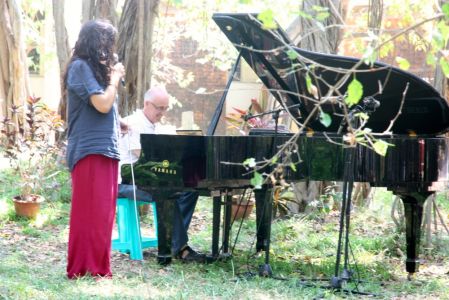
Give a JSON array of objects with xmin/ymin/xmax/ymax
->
[{"xmin": 163, "ymin": 38, "xmax": 228, "ymax": 135}]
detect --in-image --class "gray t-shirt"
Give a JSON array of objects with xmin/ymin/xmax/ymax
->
[{"xmin": 66, "ymin": 59, "xmax": 120, "ymax": 171}]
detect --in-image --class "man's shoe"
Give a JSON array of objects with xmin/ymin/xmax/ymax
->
[{"xmin": 176, "ymin": 246, "xmax": 206, "ymax": 263}]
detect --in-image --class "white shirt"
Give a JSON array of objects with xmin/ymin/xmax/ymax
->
[
  {"xmin": 119, "ymin": 110, "xmax": 155, "ymax": 165},
  {"xmin": 118, "ymin": 110, "xmax": 155, "ymax": 183},
  {"xmin": 118, "ymin": 109, "xmax": 176, "ymax": 183}
]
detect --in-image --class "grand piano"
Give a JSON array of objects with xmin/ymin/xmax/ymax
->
[{"xmin": 122, "ymin": 13, "xmax": 449, "ymax": 277}]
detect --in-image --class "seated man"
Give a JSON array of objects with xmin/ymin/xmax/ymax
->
[{"xmin": 118, "ymin": 86, "xmax": 205, "ymax": 263}]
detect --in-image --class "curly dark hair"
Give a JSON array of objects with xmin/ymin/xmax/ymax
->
[{"xmin": 63, "ymin": 20, "xmax": 117, "ymax": 90}]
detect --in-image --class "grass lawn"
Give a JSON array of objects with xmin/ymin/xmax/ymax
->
[{"xmin": 1, "ymin": 169, "xmax": 449, "ymax": 299}]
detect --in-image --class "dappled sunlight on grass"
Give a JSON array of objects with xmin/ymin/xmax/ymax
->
[
  {"xmin": 31, "ymin": 212, "xmax": 48, "ymax": 228},
  {"xmin": 75, "ymin": 278, "xmax": 175, "ymax": 299},
  {"xmin": 1, "ymin": 185, "xmax": 449, "ymax": 298},
  {"xmin": 0, "ymin": 198, "xmax": 11, "ymax": 217}
]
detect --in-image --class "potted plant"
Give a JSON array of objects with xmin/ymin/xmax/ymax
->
[
  {"xmin": 1, "ymin": 96, "xmax": 64, "ymax": 218},
  {"xmin": 225, "ymin": 98, "xmax": 273, "ymax": 135},
  {"xmin": 231, "ymin": 193, "xmax": 255, "ymax": 220}
]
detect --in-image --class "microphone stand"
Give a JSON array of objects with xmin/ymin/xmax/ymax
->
[
  {"xmin": 244, "ymin": 104, "xmax": 297, "ymax": 278},
  {"xmin": 299, "ymin": 97, "xmax": 380, "ymax": 296},
  {"xmin": 243, "ymin": 103, "xmax": 301, "ymax": 124}
]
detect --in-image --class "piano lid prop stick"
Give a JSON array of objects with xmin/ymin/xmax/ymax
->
[{"xmin": 206, "ymin": 51, "xmax": 242, "ymax": 135}]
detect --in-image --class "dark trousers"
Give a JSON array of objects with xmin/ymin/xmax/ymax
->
[{"xmin": 171, "ymin": 191, "xmax": 199, "ymax": 253}]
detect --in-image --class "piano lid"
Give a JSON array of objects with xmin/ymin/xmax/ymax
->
[{"xmin": 213, "ymin": 13, "xmax": 449, "ymax": 134}]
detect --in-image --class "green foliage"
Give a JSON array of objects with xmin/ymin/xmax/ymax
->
[
  {"xmin": 0, "ymin": 96, "xmax": 64, "ymax": 198},
  {"xmin": 373, "ymin": 139, "xmax": 394, "ymax": 156},
  {"xmin": 243, "ymin": 157, "xmax": 256, "ymax": 168},
  {"xmin": 250, "ymin": 171, "xmax": 263, "ymax": 189},
  {"xmin": 305, "ymin": 72, "xmax": 313, "ymax": 93},
  {"xmin": 297, "ymin": 5, "xmax": 330, "ymax": 22},
  {"xmin": 439, "ymin": 56, "xmax": 449, "ymax": 77},
  {"xmin": 311, "ymin": 5, "xmax": 330, "ymax": 22},
  {"xmin": 289, "ymin": 163, "xmax": 297, "ymax": 172},
  {"xmin": 395, "ymin": 56, "xmax": 411, "ymax": 70},
  {"xmin": 1, "ymin": 190, "xmax": 449, "ymax": 298},
  {"xmin": 345, "ymin": 78, "xmax": 363, "ymax": 107},
  {"xmin": 21, "ymin": 0, "xmax": 51, "ymax": 74},
  {"xmin": 257, "ymin": 9, "xmax": 277, "ymax": 30},
  {"xmin": 319, "ymin": 111, "xmax": 332, "ymax": 128},
  {"xmin": 286, "ymin": 48, "xmax": 299, "ymax": 60},
  {"xmin": 443, "ymin": 3, "xmax": 449, "ymax": 19}
]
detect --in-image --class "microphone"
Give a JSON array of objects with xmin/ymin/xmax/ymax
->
[{"xmin": 113, "ymin": 53, "xmax": 126, "ymax": 87}]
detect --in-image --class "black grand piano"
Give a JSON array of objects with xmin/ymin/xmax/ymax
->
[{"xmin": 122, "ymin": 13, "xmax": 449, "ymax": 277}]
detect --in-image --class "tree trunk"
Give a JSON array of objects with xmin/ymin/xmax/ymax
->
[
  {"xmin": 351, "ymin": 0, "xmax": 384, "ymax": 207},
  {"xmin": 116, "ymin": 0, "xmax": 159, "ymax": 116},
  {"xmin": 0, "ymin": 0, "xmax": 30, "ymax": 119},
  {"xmin": 52, "ymin": 0, "xmax": 71, "ymax": 122},
  {"xmin": 434, "ymin": 0, "xmax": 447, "ymax": 98},
  {"xmin": 297, "ymin": 0, "xmax": 344, "ymax": 54},
  {"xmin": 286, "ymin": 0, "xmax": 344, "ymax": 213},
  {"xmin": 82, "ymin": 0, "xmax": 118, "ymax": 26}
]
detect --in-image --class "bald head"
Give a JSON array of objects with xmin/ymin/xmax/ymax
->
[{"xmin": 143, "ymin": 86, "xmax": 170, "ymax": 124}]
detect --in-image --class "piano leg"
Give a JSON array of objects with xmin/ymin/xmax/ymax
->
[
  {"xmin": 254, "ymin": 186, "xmax": 274, "ymax": 276},
  {"xmin": 222, "ymin": 193, "xmax": 233, "ymax": 255},
  {"xmin": 255, "ymin": 187, "xmax": 271, "ymax": 252},
  {"xmin": 211, "ymin": 195, "xmax": 221, "ymax": 258},
  {"xmin": 394, "ymin": 191, "xmax": 433, "ymax": 277},
  {"xmin": 154, "ymin": 193, "xmax": 176, "ymax": 265}
]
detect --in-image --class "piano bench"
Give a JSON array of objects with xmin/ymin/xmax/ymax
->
[{"xmin": 112, "ymin": 198, "xmax": 158, "ymax": 260}]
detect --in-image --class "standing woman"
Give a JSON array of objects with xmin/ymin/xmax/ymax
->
[{"xmin": 63, "ymin": 20, "xmax": 125, "ymax": 279}]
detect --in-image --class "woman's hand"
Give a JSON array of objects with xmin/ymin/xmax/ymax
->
[
  {"xmin": 110, "ymin": 62, "xmax": 125, "ymax": 88},
  {"xmin": 119, "ymin": 118, "xmax": 130, "ymax": 135},
  {"xmin": 90, "ymin": 63, "xmax": 125, "ymax": 113}
]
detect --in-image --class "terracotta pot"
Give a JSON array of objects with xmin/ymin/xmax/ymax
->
[
  {"xmin": 13, "ymin": 195, "xmax": 44, "ymax": 218},
  {"xmin": 231, "ymin": 200, "xmax": 255, "ymax": 220}
]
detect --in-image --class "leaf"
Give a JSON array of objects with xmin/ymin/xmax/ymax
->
[
  {"xmin": 345, "ymin": 78, "xmax": 363, "ymax": 107},
  {"xmin": 426, "ymin": 53, "xmax": 436, "ymax": 66},
  {"xmin": 354, "ymin": 112, "xmax": 369, "ymax": 120},
  {"xmin": 443, "ymin": 3, "xmax": 449, "ymax": 19},
  {"xmin": 271, "ymin": 155, "xmax": 278, "ymax": 165},
  {"xmin": 305, "ymin": 73, "xmax": 319, "ymax": 99},
  {"xmin": 316, "ymin": 12, "xmax": 330, "ymax": 21},
  {"xmin": 305, "ymin": 73, "xmax": 312, "ymax": 93},
  {"xmin": 286, "ymin": 49, "xmax": 299, "ymax": 60},
  {"xmin": 257, "ymin": 9, "xmax": 277, "ymax": 30},
  {"xmin": 437, "ymin": 20, "xmax": 449, "ymax": 46},
  {"xmin": 319, "ymin": 111, "xmax": 332, "ymax": 127},
  {"xmin": 373, "ymin": 140, "xmax": 392, "ymax": 156},
  {"xmin": 395, "ymin": 56, "xmax": 410, "ymax": 70},
  {"xmin": 439, "ymin": 57, "xmax": 449, "ymax": 78},
  {"xmin": 298, "ymin": 10, "xmax": 313, "ymax": 20},
  {"xmin": 290, "ymin": 163, "xmax": 297, "ymax": 172},
  {"xmin": 243, "ymin": 158, "xmax": 256, "ymax": 168},
  {"xmin": 250, "ymin": 171, "xmax": 264, "ymax": 189}
]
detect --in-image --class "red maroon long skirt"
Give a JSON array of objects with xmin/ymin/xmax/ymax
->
[{"xmin": 66, "ymin": 154, "xmax": 118, "ymax": 279}]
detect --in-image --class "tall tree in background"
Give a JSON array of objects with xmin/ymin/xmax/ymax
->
[
  {"xmin": 286, "ymin": 0, "xmax": 345, "ymax": 213},
  {"xmin": 0, "ymin": 0, "xmax": 30, "ymax": 118},
  {"xmin": 351, "ymin": 0, "xmax": 383, "ymax": 207},
  {"xmin": 297, "ymin": 0, "xmax": 344, "ymax": 53},
  {"xmin": 82, "ymin": 0, "xmax": 118, "ymax": 26},
  {"xmin": 52, "ymin": 0, "xmax": 71, "ymax": 122},
  {"xmin": 434, "ymin": 0, "xmax": 448, "ymax": 98},
  {"xmin": 53, "ymin": 0, "xmax": 118, "ymax": 122},
  {"xmin": 117, "ymin": 0, "xmax": 160, "ymax": 115}
]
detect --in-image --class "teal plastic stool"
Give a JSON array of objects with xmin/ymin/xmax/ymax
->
[{"xmin": 112, "ymin": 198, "xmax": 158, "ymax": 260}]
